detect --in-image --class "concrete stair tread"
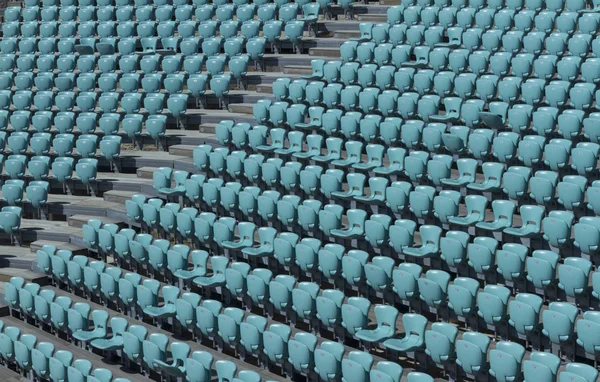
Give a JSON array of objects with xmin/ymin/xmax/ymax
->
[
  {"xmin": 29, "ymin": 240, "xmax": 85, "ymax": 254},
  {"xmin": 67, "ymin": 214, "xmax": 122, "ymax": 229}
]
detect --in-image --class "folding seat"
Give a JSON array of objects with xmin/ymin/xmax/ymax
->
[
  {"xmin": 49, "ymin": 350, "xmax": 74, "ymax": 381},
  {"xmin": 424, "ymin": 323, "xmax": 458, "ymax": 368},
  {"xmin": 556, "ymin": 56, "xmax": 582, "ymax": 85},
  {"xmin": 139, "ymin": 54, "xmax": 161, "ymax": 73},
  {"xmin": 263, "ymin": 324, "xmax": 291, "ymax": 364},
  {"xmin": 502, "ymin": 166, "xmax": 532, "ymax": 200},
  {"xmin": 192, "ymin": 256, "xmax": 229, "ymax": 289},
  {"xmin": 7, "ymin": 132, "xmax": 29, "ymax": 154},
  {"xmin": 475, "ymin": 285, "xmax": 511, "ymax": 331},
  {"xmin": 430, "ymin": 192, "xmax": 460, "ymax": 229},
  {"xmin": 571, "ymin": 142, "xmax": 600, "ymax": 176},
  {"xmin": 574, "ymin": 216, "xmax": 600, "ymax": 257},
  {"xmin": 555, "ymin": 175, "xmax": 587, "ymax": 211},
  {"xmin": 403, "ymin": 225, "xmax": 443, "ymax": 259},
  {"xmin": 488, "ymin": 342, "xmax": 526, "ymax": 382},
  {"xmin": 501, "ymin": 204, "xmax": 544, "ymax": 239},
  {"xmin": 557, "ymin": 257, "xmax": 593, "ymax": 299},
  {"xmin": 540, "ymin": 301, "xmax": 580, "ymax": 351},
  {"xmin": 4, "ymin": 155, "xmax": 27, "ymax": 179},
  {"xmin": 581, "ymin": 58, "xmax": 600, "ymax": 84},
  {"xmin": 445, "ymin": 277, "xmax": 479, "ymax": 320},
  {"xmin": 576, "ymin": 311, "xmax": 600, "ymax": 360},
  {"xmin": 463, "ymin": 236, "xmax": 498, "ymax": 276},
  {"xmin": 543, "ymin": 138, "xmax": 572, "ymax": 171},
  {"xmin": 556, "ymin": 110, "xmax": 585, "ymax": 140},
  {"xmin": 0, "ymin": 38, "xmax": 17, "ymax": 55},
  {"xmin": 141, "ymin": 333, "xmax": 170, "ymax": 374},
  {"xmin": 515, "ymin": 136, "xmax": 544, "ymax": 169},
  {"xmin": 557, "ymin": 363, "xmax": 599, "ymax": 382},
  {"xmin": 18, "ymin": 282, "xmax": 40, "ymax": 318}
]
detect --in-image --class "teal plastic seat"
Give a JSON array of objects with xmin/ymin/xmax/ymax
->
[
  {"xmin": 543, "ymin": 139, "xmax": 572, "ymax": 171},
  {"xmin": 50, "ymin": 295, "xmax": 72, "ymax": 332},
  {"xmin": 246, "ymin": 268, "xmax": 273, "ymax": 306},
  {"xmin": 295, "ymin": 238, "xmax": 321, "ymax": 273},
  {"xmin": 217, "ymin": 307, "xmax": 245, "ymax": 349},
  {"xmin": 355, "ymin": 305, "xmax": 398, "ymax": 344},
  {"xmin": 495, "ymin": 243, "xmax": 528, "ymax": 282},
  {"xmin": 557, "ymin": 363, "xmax": 599, "ymax": 382},
  {"xmin": 525, "ymin": 250, "xmax": 559, "ymax": 290},
  {"xmin": 32, "ymin": 342, "xmax": 55, "ymax": 380},
  {"xmin": 382, "ymin": 313, "xmax": 427, "ymax": 354},
  {"xmin": 432, "ymin": 191, "xmax": 461, "ymax": 225},
  {"xmin": 503, "ymin": 205, "xmax": 544, "ymax": 237},
  {"xmin": 404, "ymin": 151, "xmax": 430, "ymax": 182},
  {"xmin": 542, "ymin": 210, "xmax": 574, "ymax": 247},
  {"xmin": 418, "ymin": 270, "xmax": 451, "ymax": 309},
  {"xmin": 262, "ymin": 324, "xmax": 292, "ymax": 366},
  {"xmin": 475, "ymin": 200, "xmax": 515, "ymax": 232},
  {"xmin": 314, "ymin": 341, "xmax": 345, "ymax": 381},
  {"xmin": 389, "ymin": 220, "xmax": 417, "ymax": 257},
  {"xmin": 508, "ymin": 293, "xmax": 543, "ymax": 337},
  {"xmin": 424, "ymin": 323, "xmax": 458, "ymax": 366},
  {"xmin": 268, "ymin": 275, "xmax": 295, "ymax": 314},
  {"xmin": 576, "ymin": 311, "xmax": 600, "ymax": 359},
  {"xmin": 194, "ymin": 256, "xmax": 229, "ymax": 288},
  {"xmin": 273, "ymin": 233, "xmax": 299, "ymax": 268},
  {"xmin": 488, "ymin": 341, "xmax": 526, "ymax": 382},
  {"xmin": 447, "ymin": 277, "xmax": 479, "ymax": 319},
  {"xmin": 287, "ymin": 332, "xmax": 318, "ymax": 376},
  {"xmin": 404, "ymin": 225, "xmax": 442, "ymax": 258},
  {"xmin": 466, "ymin": 237, "xmax": 498, "ymax": 275},
  {"xmin": 175, "ymin": 293, "xmax": 201, "ymax": 334},
  {"xmin": 574, "ymin": 217, "xmax": 600, "ymax": 256},
  {"xmin": 315, "ymin": 289, "xmax": 344, "ymax": 329},
  {"xmin": 558, "ymin": 257, "xmax": 592, "ymax": 298},
  {"xmin": 184, "ymin": 351, "xmax": 214, "ymax": 382},
  {"xmin": 447, "ymin": 195, "xmax": 487, "ymax": 227},
  {"xmin": 142, "ymin": 333, "xmax": 169, "ymax": 373},
  {"xmin": 239, "ymin": 315, "xmax": 267, "ymax": 358},
  {"xmin": 330, "ymin": 209, "xmax": 368, "ymax": 239},
  {"xmin": 455, "ymin": 332, "xmax": 491, "ymax": 376},
  {"xmin": 341, "ymin": 351, "xmax": 374, "ymax": 382},
  {"xmin": 476, "ymin": 285, "xmax": 511, "ymax": 328},
  {"xmin": 438, "ymin": 230, "xmax": 469, "ymax": 268},
  {"xmin": 49, "ymin": 350, "xmax": 74, "ymax": 382}
]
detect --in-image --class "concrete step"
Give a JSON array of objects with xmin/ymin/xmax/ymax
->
[
  {"xmin": 0, "ymin": 267, "xmax": 48, "ymax": 284},
  {"xmin": 256, "ymin": 83, "xmax": 273, "ymax": 94},
  {"xmin": 356, "ymin": 13, "xmax": 388, "ymax": 21},
  {"xmin": 283, "ymin": 65, "xmax": 313, "ymax": 75},
  {"xmin": 308, "ymin": 47, "xmax": 341, "ymax": 58},
  {"xmin": 228, "ymin": 103, "xmax": 253, "ymax": 115},
  {"xmin": 102, "ymin": 190, "xmax": 140, "ymax": 205},
  {"xmin": 67, "ymin": 214, "xmax": 122, "ymax": 229},
  {"xmin": 136, "ymin": 166, "xmax": 157, "ymax": 179},
  {"xmin": 168, "ymin": 145, "xmax": 196, "ymax": 158},
  {"xmin": 333, "ymin": 30, "xmax": 362, "ymax": 39},
  {"xmin": 30, "ymin": 240, "xmax": 86, "ymax": 255}
]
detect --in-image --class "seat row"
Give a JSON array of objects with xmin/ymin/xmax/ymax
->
[
  {"xmin": 1, "ymin": 279, "xmax": 276, "ymax": 382},
  {"xmin": 0, "ymin": 89, "xmax": 190, "ymax": 123},
  {"xmin": 0, "ymin": 155, "xmax": 99, "ymax": 193},
  {"xmin": 387, "ymin": 0, "xmax": 600, "ymax": 27},
  {"xmin": 38, "ymin": 235, "xmax": 600, "ymax": 371},
  {"xmin": 0, "ymin": 320, "xmax": 131, "ymax": 382},
  {"xmin": 121, "ymin": 188, "xmax": 600, "ymax": 286},
  {"xmin": 19, "ymin": 0, "xmax": 317, "ymax": 8},
  {"xmin": 233, "ymin": 116, "xmax": 600, "ymax": 174},
  {"xmin": 0, "ymin": 131, "xmax": 122, "ymax": 160},
  {"xmin": 188, "ymin": 141, "xmax": 600, "ymax": 210},
  {"xmin": 278, "ymin": 63, "xmax": 600, "ymax": 117},
  {"xmin": 22, "ymin": 251, "xmax": 430, "ymax": 382},
  {"xmin": 3, "ymin": 2, "xmax": 318, "ymax": 26}
]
